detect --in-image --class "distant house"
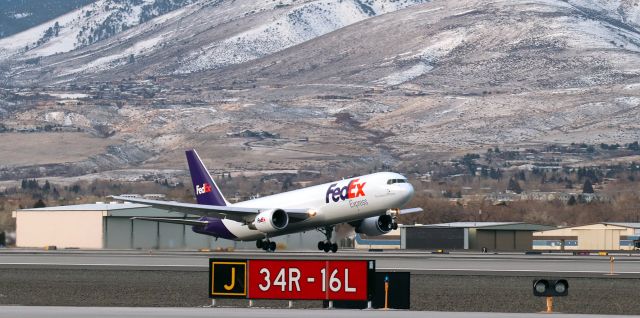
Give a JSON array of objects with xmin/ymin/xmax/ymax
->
[{"xmin": 533, "ymin": 223, "xmax": 640, "ymax": 250}]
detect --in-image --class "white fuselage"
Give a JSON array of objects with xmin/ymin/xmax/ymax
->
[{"xmin": 219, "ymin": 172, "xmax": 414, "ymax": 241}]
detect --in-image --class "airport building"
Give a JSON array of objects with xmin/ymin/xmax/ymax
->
[
  {"xmin": 533, "ymin": 223, "xmax": 640, "ymax": 250},
  {"xmin": 400, "ymin": 222, "xmax": 554, "ymax": 251},
  {"xmin": 354, "ymin": 229, "xmax": 401, "ymax": 250},
  {"xmin": 12, "ymin": 202, "xmax": 325, "ymax": 250}
]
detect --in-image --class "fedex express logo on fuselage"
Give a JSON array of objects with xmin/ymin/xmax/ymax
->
[
  {"xmin": 325, "ymin": 178, "xmax": 366, "ymax": 203},
  {"xmin": 195, "ymin": 183, "xmax": 212, "ymax": 195}
]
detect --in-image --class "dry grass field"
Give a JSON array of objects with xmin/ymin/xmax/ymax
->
[{"xmin": 0, "ymin": 133, "xmax": 120, "ymax": 166}]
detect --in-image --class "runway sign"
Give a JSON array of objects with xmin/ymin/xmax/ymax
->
[
  {"xmin": 209, "ymin": 259, "xmax": 247, "ymax": 298},
  {"xmin": 209, "ymin": 259, "xmax": 375, "ymax": 300}
]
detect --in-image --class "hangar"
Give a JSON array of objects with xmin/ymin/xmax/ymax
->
[
  {"xmin": 400, "ymin": 222, "xmax": 554, "ymax": 251},
  {"xmin": 12, "ymin": 202, "xmax": 324, "ymax": 250},
  {"xmin": 533, "ymin": 223, "xmax": 640, "ymax": 251}
]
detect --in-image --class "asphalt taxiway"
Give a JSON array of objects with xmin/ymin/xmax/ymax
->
[
  {"xmin": 2, "ymin": 249, "xmax": 640, "ymax": 314},
  {"xmin": 0, "ymin": 249, "xmax": 639, "ymax": 277},
  {"xmin": 0, "ymin": 307, "xmax": 633, "ymax": 318}
]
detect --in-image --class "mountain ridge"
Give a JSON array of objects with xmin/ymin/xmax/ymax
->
[{"xmin": 1, "ymin": 0, "xmax": 640, "ymax": 179}]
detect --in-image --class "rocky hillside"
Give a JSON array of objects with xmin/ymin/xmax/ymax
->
[
  {"xmin": 1, "ymin": 0, "xmax": 640, "ymax": 180},
  {"xmin": 0, "ymin": 0, "xmax": 428, "ymax": 81}
]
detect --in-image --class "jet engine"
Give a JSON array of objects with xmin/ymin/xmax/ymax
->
[
  {"xmin": 352, "ymin": 215, "xmax": 395, "ymax": 236},
  {"xmin": 253, "ymin": 209, "xmax": 289, "ymax": 233}
]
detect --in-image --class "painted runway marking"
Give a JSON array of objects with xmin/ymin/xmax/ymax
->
[
  {"xmin": 378, "ymin": 267, "xmax": 640, "ymax": 274},
  {"xmin": 2, "ymin": 263, "xmax": 640, "ymax": 275},
  {"xmin": 0, "ymin": 263, "xmax": 206, "ymax": 267}
]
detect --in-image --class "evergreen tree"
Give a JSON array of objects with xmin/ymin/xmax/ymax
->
[
  {"xmin": 583, "ymin": 179, "xmax": 594, "ymax": 193},
  {"xmin": 507, "ymin": 178, "xmax": 523, "ymax": 194},
  {"xmin": 33, "ymin": 199, "xmax": 46, "ymax": 208},
  {"xmin": 52, "ymin": 187, "xmax": 60, "ymax": 200},
  {"xmin": 567, "ymin": 195, "xmax": 577, "ymax": 205}
]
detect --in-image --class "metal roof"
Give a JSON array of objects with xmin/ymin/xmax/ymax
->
[
  {"xmin": 602, "ymin": 222, "xmax": 640, "ymax": 229},
  {"xmin": 18, "ymin": 203, "xmax": 149, "ymax": 211},
  {"xmin": 403, "ymin": 222, "xmax": 554, "ymax": 231},
  {"xmin": 429, "ymin": 222, "xmax": 522, "ymax": 228},
  {"xmin": 16, "ymin": 203, "xmax": 197, "ymax": 218}
]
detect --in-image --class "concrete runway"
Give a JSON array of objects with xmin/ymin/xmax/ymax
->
[
  {"xmin": 0, "ymin": 307, "xmax": 632, "ymax": 318},
  {"xmin": 1, "ymin": 249, "xmax": 639, "ymax": 277}
]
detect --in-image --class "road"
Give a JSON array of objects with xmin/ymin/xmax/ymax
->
[{"xmin": 0, "ymin": 249, "xmax": 638, "ymax": 277}]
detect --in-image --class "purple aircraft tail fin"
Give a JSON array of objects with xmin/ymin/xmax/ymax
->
[{"xmin": 185, "ymin": 149, "xmax": 228, "ymax": 206}]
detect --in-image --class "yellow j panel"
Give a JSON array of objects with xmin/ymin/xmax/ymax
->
[{"xmin": 210, "ymin": 260, "xmax": 247, "ymax": 297}]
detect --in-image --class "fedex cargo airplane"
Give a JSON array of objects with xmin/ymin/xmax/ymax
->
[{"xmin": 113, "ymin": 149, "xmax": 422, "ymax": 252}]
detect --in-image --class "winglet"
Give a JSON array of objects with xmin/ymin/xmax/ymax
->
[{"xmin": 186, "ymin": 149, "xmax": 228, "ymax": 206}]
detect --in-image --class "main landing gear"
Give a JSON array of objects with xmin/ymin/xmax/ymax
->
[
  {"xmin": 256, "ymin": 238, "xmax": 276, "ymax": 252},
  {"xmin": 317, "ymin": 226, "xmax": 338, "ymax": 253}
]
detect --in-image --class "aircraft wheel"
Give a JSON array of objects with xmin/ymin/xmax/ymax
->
[
  {"xmin": 262, "ymin": 240, "xmax": 270, "ymax": 251},
  {"xmin": 331, "ymin": 243, "xmax": 338, "ymax": 253},
  {"xmin": 323, "ymin": 242, "xmax": 331, "ymax": 253},
  {"xmin": 256, "ymin": 239, "xmax": 263, "ymax": 249},
  {"xmin": 318, "ymin": 241, "xmax": 325, "ymax": 250},
  {"xmin": 269, "ymin": 241, "xmax": 277, "ymax": 252},
  {"xmin": 392, "ymin": 223, "xmax": 398, "ymax": 230}
]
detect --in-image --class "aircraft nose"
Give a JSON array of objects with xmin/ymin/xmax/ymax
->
[{"xmin": 405, "ymin": 182, "xmax": 415, "ymax": 200}]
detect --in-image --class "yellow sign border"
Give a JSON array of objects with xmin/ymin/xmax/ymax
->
[{"xmin": 211, "ymin": 261, "xmax": 247, "ymax": 296}]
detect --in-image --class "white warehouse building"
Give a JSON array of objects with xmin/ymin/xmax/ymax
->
[{"xmin": 12, "ymin": 203, "xmax": 325, "ymax": 250}]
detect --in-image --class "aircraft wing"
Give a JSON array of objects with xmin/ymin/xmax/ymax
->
[
  {"xmin": 131, "ymin": 217, "xmax": 210, "ymax": 226},
  {"xmin": 399, "ymin": 207, "xmax": 423, "ymax": 215},
  {"xmin": 111, "ymin": 196, "xmax": 313, "ymax": 222}
]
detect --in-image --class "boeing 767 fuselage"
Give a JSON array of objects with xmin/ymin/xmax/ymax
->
[{"xmin": 113, "ymin": 150, "xmax": 421, "ymax": 252}]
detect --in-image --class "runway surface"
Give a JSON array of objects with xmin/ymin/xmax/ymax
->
[
  {"xmin": 0, "ymin": 307, "xmax": 632, "ymax": 318},
  {"xmin": 1, "ymin": 249, "xmax": 639, "ymax": 277},
  {"xmin": 2, "ymin": 250, "xmax": 640, "ymax": 314}
]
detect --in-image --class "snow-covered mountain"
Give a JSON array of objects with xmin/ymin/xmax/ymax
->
[
  {"xmin": 174, "ymin": 0, "xmax": 431, "ymax": 73},
  {"xmin": 0, "ymin": 0, "xmax": 95, "ymax": 39},
  {"xmin": 3, "ymin": 0, "xmax": 640, "ymax": 179},
  {"xmin": 0, "ymin": 0, "xmax": 429, "ymax": 81},
  {"xmin": 0, "ymin": 0, "xmax": 197, "ymax": 62}
]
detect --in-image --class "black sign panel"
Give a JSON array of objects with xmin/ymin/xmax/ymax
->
[
  {"xmin": 323, "ymin": 271, "xmax": 410, "ymax": 309},
  {"xmin": 209, "ymin": 259, "xmax": 247, "ymax": 298}
]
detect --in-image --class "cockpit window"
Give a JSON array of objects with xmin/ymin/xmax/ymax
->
[{"xmin": 387, "ymin": 179, "xmax": 408, "ymax": 185}]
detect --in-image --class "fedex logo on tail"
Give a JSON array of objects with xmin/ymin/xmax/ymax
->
[
  {"xmin": 195, "ymin": 183, "xmax": 212, "ymax": 195},
  {"xmin": 326, "ymin": 178, "xmax": 366, "ymax": 203}
]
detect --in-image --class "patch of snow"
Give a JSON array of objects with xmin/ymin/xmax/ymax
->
[
  {"xmin": 61, "ymin": 33, "xmax": 164, "ymax": 76},
  {"xmin": 47, "ymin": 93, "xmax": 89, "ymax": 99},
  {"xmin": 624, "ymin": 83, "xmax": 640, "ymax": 89},
  {"xmin": 378, "ymin": 29, "xmax": 467, "ymax": 86},
  {"xmin": 0, "ymin": 6, "xmax": 82, "ymax": 54},
  {"xmin": 45, "ymin": 112, "xmax": 65, "ymax": 123},
  {"xmin": 176, "ymin": 0, "xmax": 428, "ymax": 73},
  {"xmin": 379, "ymin": 63, "xmax": 433, "ymax": 86},
  {"xmin": 150, "ymin": 6, "xmax": 187, "ymax": 24},
  {"xmin": 0, "ymin": 0, "xmax": 179, "ymax": 62},
  {"xmin": 13, "ymin": 13, "xmax": 32, "ymax": 19},
  {"xmin": 411, "ymin": 29, "xmax": 468, "ymax": 62}
]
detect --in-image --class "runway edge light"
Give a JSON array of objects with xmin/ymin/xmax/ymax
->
[{"xmin": 532, "ymin": 279, "xmax": 569, "ymax": 297}]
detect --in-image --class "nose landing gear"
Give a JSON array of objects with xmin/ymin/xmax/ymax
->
[{"xmin": 316, "ymin": 226, "xmax": 338, "ymax": 253}]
